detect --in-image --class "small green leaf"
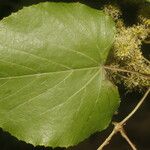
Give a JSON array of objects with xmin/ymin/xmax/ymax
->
[{"xmin": 0, "ymin": 2, "xmax": 119, "ymax": 148}]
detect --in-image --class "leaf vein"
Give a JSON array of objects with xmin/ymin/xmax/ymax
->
[
  {"xmin": 39, "ymin": 70, "xmax": 100, "ymax": 116},
  {"xmin": 7, "ymin": 71, "xmax": 73, "ymax": 113}
]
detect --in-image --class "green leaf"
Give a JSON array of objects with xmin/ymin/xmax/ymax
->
[{"xmin": 0, "ymin": 2, "xmax": 119, "ymax": 148}]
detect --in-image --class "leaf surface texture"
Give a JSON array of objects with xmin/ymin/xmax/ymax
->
[{"xmin": 0, "ymin": 2, "xmax": 119, "ymax": 147}]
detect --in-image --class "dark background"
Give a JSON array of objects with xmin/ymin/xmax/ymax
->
[{"xmin": 0, "ymin": 0, "xmax": 149, "ymax": 150}]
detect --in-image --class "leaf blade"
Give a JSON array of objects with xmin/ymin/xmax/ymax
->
[{"xmin": 0, "ymin": 2, "xmax": 119, "ymax": 147}]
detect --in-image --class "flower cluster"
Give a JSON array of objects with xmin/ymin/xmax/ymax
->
[{"xmin": 104, "ymin": 4, "xmax": 150, "ymax": 90}]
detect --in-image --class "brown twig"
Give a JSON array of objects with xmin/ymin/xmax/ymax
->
[
  {"xmin": 120, "ymin": 88, "xmax": 150, "ymax": 125},
  {"xmin": 97, "ymin": 88, "xmax": 150, "ymax": 150},
  {"xmin": 97, "ymin": 128, "xmax": 116, "ymax": 150},
  {"xmin": 143, "ymin": 57, "xmax": 150, "ymax": 65},
  {"xmin": 120, "ymin": 128, "xmax": 137, "ymax": 150}
]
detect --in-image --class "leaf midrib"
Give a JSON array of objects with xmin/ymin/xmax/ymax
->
[{"xmin": 0, "ymin": 66, "xmax": 102, "ymax": 80}]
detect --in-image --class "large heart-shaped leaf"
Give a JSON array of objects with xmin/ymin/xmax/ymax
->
[{"xmin": 0, "ymin": 2, "xmax": 119, "ymax": 148}]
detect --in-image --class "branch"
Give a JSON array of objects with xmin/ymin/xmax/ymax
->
[
  {"xmin": 97, "ymin": 128, "xmax": 116, "ymax": 150},
  {"xmin": 143, "ymin": 57, "xmax": 150, "ymax": 65},
  {"xmin": 120, "ymin": 88, "xmax": 150, "ymax": 125},
  {"xmin": 97, "ymin": 88, "xmax": 150, "ymax": 150},
  {"xmin": 120, "ymin": 128, "xmax": 137, "ymax": 150}
]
